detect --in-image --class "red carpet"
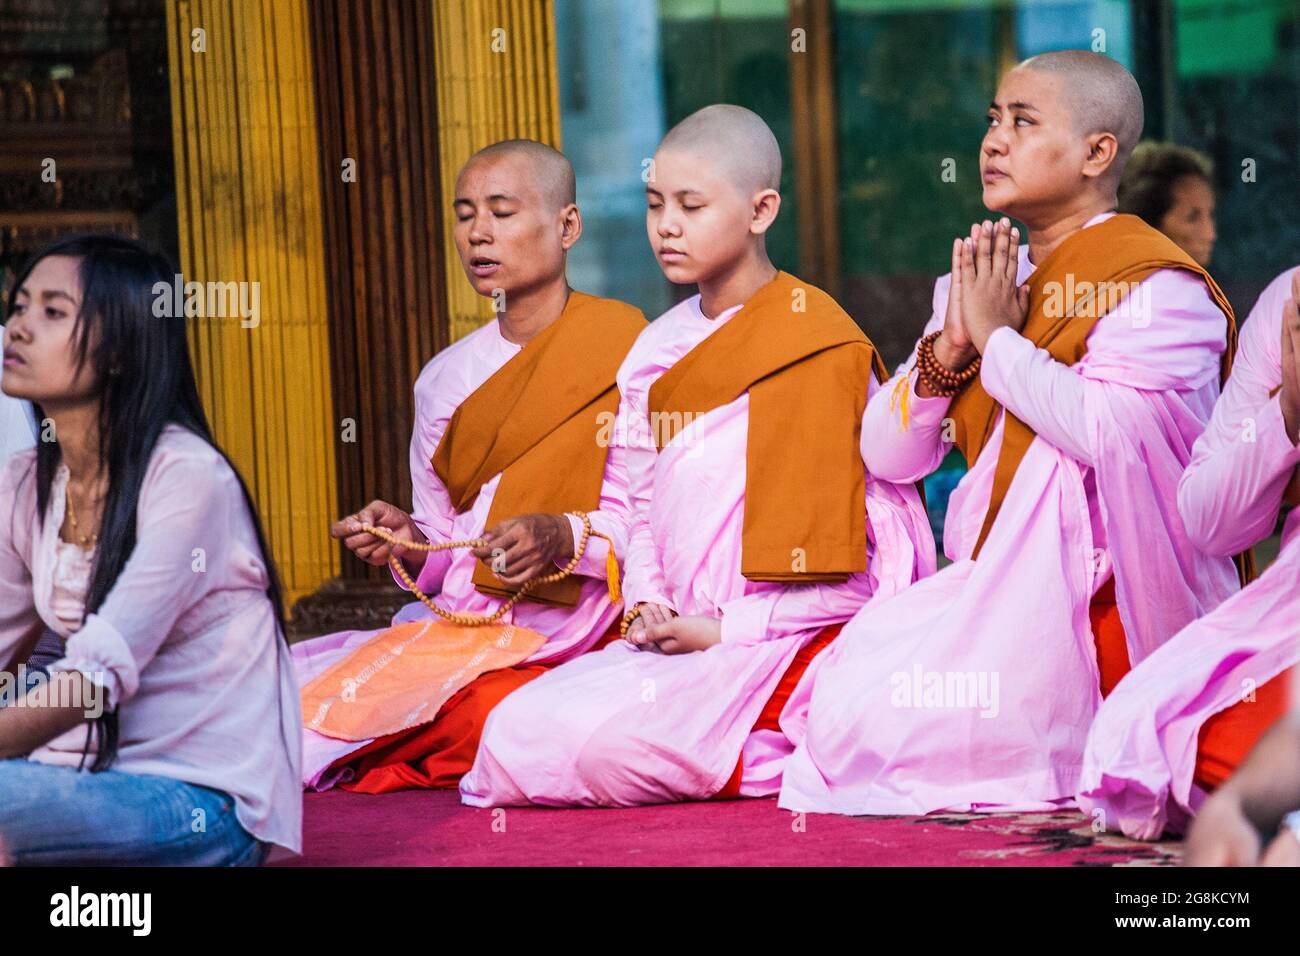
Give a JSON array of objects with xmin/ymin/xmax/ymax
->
[{"xmin": 271, "ymin": 790, "xmax": 1181, "ymax": 866}]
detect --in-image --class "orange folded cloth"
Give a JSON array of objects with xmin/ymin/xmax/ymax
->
[{"xmin": 301, "ymin": 619, "xmax": 548, "ymax": 742}]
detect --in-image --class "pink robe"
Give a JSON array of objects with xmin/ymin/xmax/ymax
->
[
  {"xmin": 778, "ymin": 213, "xmax": 1240, "ymax": 816},
  {"xmin": 458, "ymin": 293, "xmax": 936, "ymax": 808},
  {"xmin": 292, "ymin": 319, "xmax": 630, "ymax": 789},
  {"xmin": 1078, "ymin": 265, "xmax": 1300, "ymax": 839}
]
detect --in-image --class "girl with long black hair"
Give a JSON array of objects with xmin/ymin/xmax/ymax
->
[{"xmin": 0, "ymin": 234, "xmax": 301, "ymax": 865}]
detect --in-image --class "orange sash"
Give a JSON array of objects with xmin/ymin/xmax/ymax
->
[
  {"xmin": 946, "ymin": 214, "xmax": 1250, "ymax": 581},
  {"xmin": 647, "ymin": 271, "xmax": 887, "ymax": 583},
  {"xmin": 431, "ymin": 291, "xmax": 645, "ymax": 606},
  {"xmin": 301, "ymin": 619, "xmax": 549, "ymax": 742}
]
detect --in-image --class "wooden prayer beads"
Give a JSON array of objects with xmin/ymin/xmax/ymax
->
[
  {"xmin": 364, "ymin": 511, "xmax": 594, "ymax": 627},
  {"xmin": 916, "ymin": 330, "xmax": 981, "ymax": 397}
]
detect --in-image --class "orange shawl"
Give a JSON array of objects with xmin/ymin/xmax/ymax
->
[
  {"xmin": 946, "ymin": 214, "xmax": 1250, "ymax": 580},
  {"xmin": 431, "ymin": 291, "xmax": 645, "ymax": 606},
  {"xmin": 648, "ymin": 271, "xmax": 887, "ymax": 583}
]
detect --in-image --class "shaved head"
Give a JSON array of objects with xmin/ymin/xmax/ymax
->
[
  {"xmin": 1017, "ymin": 50, "xmax": 1144, "ymax": 176},
  {"xmin": 657, "ymin": 104, "xmax": 782, "ymax": 196},
  {"xmin": 461, "ymin": 139, "xmax": 576, "ymax": 210}
]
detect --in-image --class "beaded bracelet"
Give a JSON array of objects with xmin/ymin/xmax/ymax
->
[
  {"xmin": 620, "ymin": 601, "xmax": 649, "ymax": 640},
  {"xmin": 915, "ymin": 330, "xmax": 981, "ymax": 397}
]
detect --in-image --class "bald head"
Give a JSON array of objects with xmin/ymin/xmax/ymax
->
[
  {"xmin": 657, "ymin": 104, "xmax": 782, "ymax": 196},
  {"xmin": 460, "ymin": 139, "xmax": 576, "ymax": 211},
  {"xmin": 1017, "ymin": 50, "xmax": 1144, "ymax": 177}
]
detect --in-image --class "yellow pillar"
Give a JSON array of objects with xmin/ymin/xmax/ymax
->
[
  {"xmin": 431, "ymin": 0, "xmax": 563, "ymax": 341},
  {"xmin": 166, "ymin": 0, "xmax": 338, "ymax": 607}
]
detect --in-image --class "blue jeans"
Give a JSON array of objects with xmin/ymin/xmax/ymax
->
[
  {"xmin": 0, "ymin": 759, "xmax": 268, "ymax": 866},
  {"xmin": 1, "ymin": 631, "xmax": 267, "ymax": 865}
]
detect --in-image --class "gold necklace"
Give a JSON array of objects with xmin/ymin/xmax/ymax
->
[{"xmin": 64, "ymin": 481, "xmax": 99, "ymax": 547}]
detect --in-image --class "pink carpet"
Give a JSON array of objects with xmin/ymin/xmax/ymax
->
[{"xmin": 271, "ymin": 790, "xmax": 1181, "ymax": 866}]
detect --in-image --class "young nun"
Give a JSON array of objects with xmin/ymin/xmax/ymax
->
[
  {"xmin": 778, "ymin": 51, "xmax": 1243, "ymax": 816},
  {"xmin": 1079, "ymin": 266, "xmax": 1300, "ymax": 841},
  {"xmin": 291, "ymin": 140, "xmax": 645, "ymax": 792},
  {"xmin": 0, "ymin": 234, "xmax": 300, "ymax": 865},
  {"xmin": 459, "ymin": 105, "xmax": 935, "ymax": 808}
]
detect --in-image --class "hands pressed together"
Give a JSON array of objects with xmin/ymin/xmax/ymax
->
[{"xmin": 924, "ymin": 217, "xmax": 1030, "ymax": 393}]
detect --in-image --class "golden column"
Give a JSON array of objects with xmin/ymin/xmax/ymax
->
[
  {"xmin": 431, "ymin": 0, "xmax": 563, "ymax": 341},
  {"xmin": 166, "ymin": 0, "xmax": 339, "ymax": 607}
]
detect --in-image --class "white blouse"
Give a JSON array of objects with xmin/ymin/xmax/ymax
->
[
  {"xmin": 0, "ymin": 424, "xmax": 302, "ymax": 853},
  {"xmin": 49, "ymin": 540, "xmax": 94, "ymax": 632},
  {"xmin": 32, "ymin": 540, "xmax": 100, "ymax": 764}
]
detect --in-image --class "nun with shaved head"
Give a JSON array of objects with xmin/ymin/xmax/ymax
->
[
  {"xmin": 460, "ymin": 105, "xmax": 935, "ymax": 808},
  {"xmin": 289, "ymin": 139, "xmax": 647, "ymax": 793},
  {"xmin": 776, "ymin": 51, "xmax": 1244, "ymax": 817}
]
